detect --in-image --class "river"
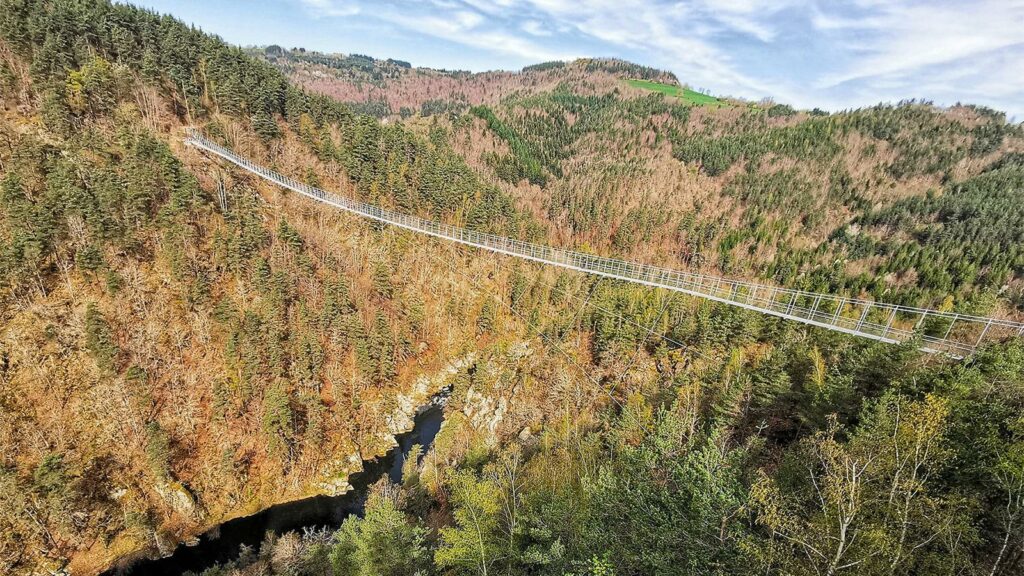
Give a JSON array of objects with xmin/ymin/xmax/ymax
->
[{"xmin": 108, "ymin": 400, "xmax": 446, "ymax": 575}]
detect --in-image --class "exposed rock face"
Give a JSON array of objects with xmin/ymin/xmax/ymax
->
[
  {"xmin": 384, "ymin": 353, "xmax": 477, "ymax": 436},
  {"xmin": 317, "ymin": 452, "xmax": 364, "ymax": 495},
  {"xmin": 451, "ymin": 343, "xmax": 535, "ymax": 447},
  {"xmin": 463, "ymin": 387, "xmax": 508, "ymax": 447},
  {"xmin": 315, "ymin": 354, "xmax": 476, "ymax": 496},
  {"xmin": 317, "ymin": 476, "xmax": 353, "ymax": 496},
  {"xmin": 154, "ymin": 481, "xmax": 201, "ymax": 520}
]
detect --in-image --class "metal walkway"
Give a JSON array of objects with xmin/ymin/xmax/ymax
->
[{"xmin": 185, "ymin": 131, "xmax": 1024, "ymax": 358}]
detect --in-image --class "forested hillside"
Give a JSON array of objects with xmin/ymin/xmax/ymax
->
[
  {"xmin": 455, "ymin": 91, "xmax": 1023, "ymax": 317},
  {"xmin": 0, "ymin": 2, "xmax": 1023, "ymax": 576},
  {"xmin": 268, "ymin": 48, "xmax": 1024, "ymax": 320},
  {"xmin": 0, "ymin": 0, "xmax": 530, "ymax": 572}
]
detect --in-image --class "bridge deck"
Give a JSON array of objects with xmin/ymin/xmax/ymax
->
[{"xmin": 185, "ymin": 131, "xmax": 1024, "ymax": 358}]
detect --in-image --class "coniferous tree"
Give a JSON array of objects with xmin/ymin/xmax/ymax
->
[
  {"xmin": 84, "ymin": 302, "xmax": 118, "ymax": 372},
  {"xmin": 369, "ymin": 312, "xmax": 396, "ymax": 386}
]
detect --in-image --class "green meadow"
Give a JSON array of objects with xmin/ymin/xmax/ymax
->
[{"xmin": 625, "ymin": 78, "xmax": 724, "ymax": 106}]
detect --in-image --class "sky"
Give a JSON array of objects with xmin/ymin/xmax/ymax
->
[{"xmin": 133, "ymin": 0, "xmax": 1024, "ymax": 119}]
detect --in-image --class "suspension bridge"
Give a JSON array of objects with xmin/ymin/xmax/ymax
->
[{"xmin": 185, "ymin": 131, "xmax": 1024, "ymax": 358}]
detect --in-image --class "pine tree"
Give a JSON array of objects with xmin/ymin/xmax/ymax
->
[
  {"xmin": 509, "ymin": 265, "xmax": 529, "ymax": 311},
  {"xmin": 144, "ymin": 421, "xmax": 171, "ymax": 479},
  {"xmin": 477, "ymin": 299, "xmax": 496, "ymax": 335},
  {"xmin": 261, "ymin": 379, "xmax": 294, "ymax": 457},
  {"xmin": 372, "ymin": 261, "xmax": 394, "ymax": 300},
  {"xmin": 84, "ymin": 302, "xmax": 119, "ymax": 372},
  {"xmin": 252, "ymin": 110, "xmax": 280, "ymax": 142},
  {"xmin": 369, "ymin": 312, "xmax": 396, "ymax": 386}
]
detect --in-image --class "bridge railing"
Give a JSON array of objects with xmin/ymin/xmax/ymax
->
[{"xmin": 185, "ymin": 130, "xmax": 1024, "ymax": 358}]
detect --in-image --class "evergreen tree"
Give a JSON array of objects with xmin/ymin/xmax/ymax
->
[
  {"xmin": 144, "ymin": 421, "xmax": 171, "ymax": 479},
  {"xmin": 84, "ymin": 302, "xmax": 119, "ymax": 372},
  {"xmin": 368, "ymin": 312, "xmax": 396, "ymax": 386},
  {"xmin": 261, "ymin": 379, "xmax": 294, "ymax": 458}
]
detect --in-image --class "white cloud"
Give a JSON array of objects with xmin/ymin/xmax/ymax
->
[
  {"xmin": 521, "ymin": 20, "xmax": 551, "ymax": 37},
  {"xmin": 298, "ymin": 0, "xmax": 360, "ymax": 17},
  {"xmin": 293, "ymin": 0, "xmax": 1024, "ymax": 116},
  {"xmin": 384, "ymin": 7, "xmax": 571, "ymax": 62},
  {"xmin": 298, "ymin": 0, "xmax": 570, "ymax": 61},
  {"xmin": 816, "ymin": 1, "xmax": 1024, "ymax": 89},
  {"xmin": 452, "ymin": 9, "xmax": 485, "ymax": 29}
]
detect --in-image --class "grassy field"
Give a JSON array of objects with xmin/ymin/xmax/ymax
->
[{"xmin": 624, "ymin": 78, "xmax": 723, "ymax": 106}]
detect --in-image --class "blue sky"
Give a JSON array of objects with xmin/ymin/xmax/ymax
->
[{"xmin": 133, "ymin": 1, "xmax": 1024, "ymax": 119}]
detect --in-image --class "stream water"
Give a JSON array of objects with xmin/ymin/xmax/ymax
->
[{"xmin": 109, "ymin": 401, "xmax": 446, "ymax": 575}]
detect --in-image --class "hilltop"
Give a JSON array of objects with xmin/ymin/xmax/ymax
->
[{"xmin": 258, "ymin": 47, "xmax": 686, "ymax": 117}]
